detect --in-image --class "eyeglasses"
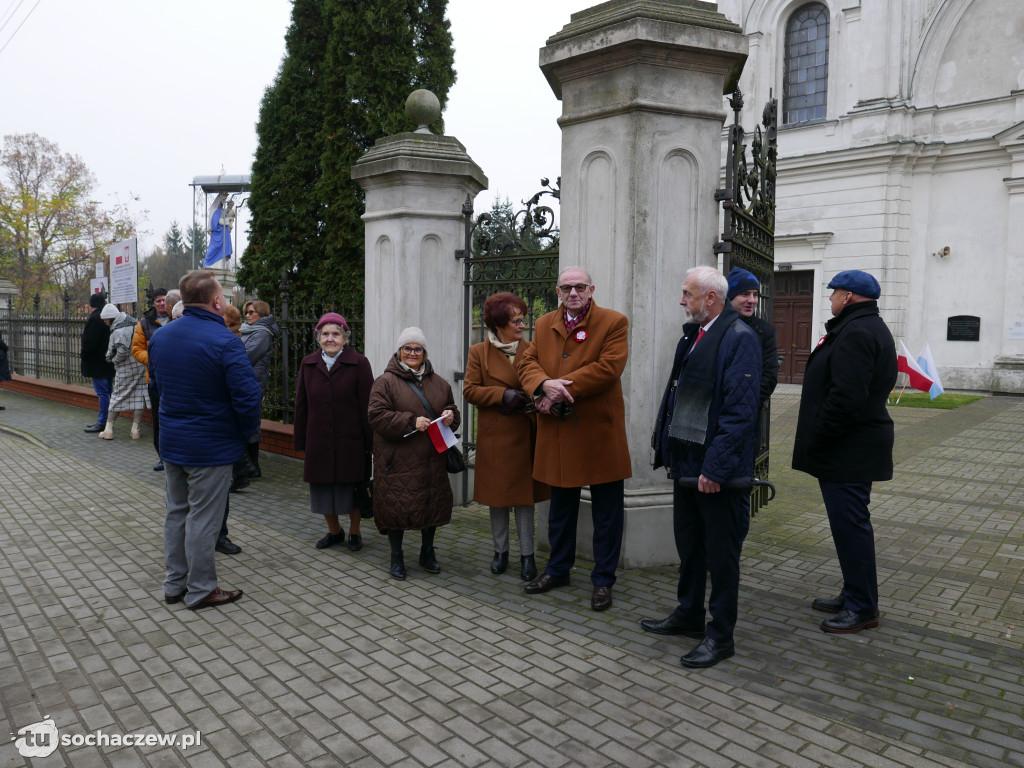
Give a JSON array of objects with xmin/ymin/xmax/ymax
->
[
  {"xmin": 508, "ymin": 318, "xmax": 526, "ymax": 327},
  {"xmin": 557, "ymin": 283, "xmax": 591, "ymax": 294},
  {"xmin": 244, "ymin": 309, "xmax": 257, "ymax": 316},
  {"xmin": 401, "ymin": 346, "xmax": 425, "ymax": 355}
]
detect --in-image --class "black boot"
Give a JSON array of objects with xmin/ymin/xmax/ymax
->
[
  {"xmin": 247, "ymin": 443, "xmax": 261, "ymax": 478},
  {"xmin": 520, "ymin": 554, "xmax": 537, "ymax": 581},
  {"xmin": 419, "ymin": 547, "xmax": 441, "ymax": 574},
  {"xmin": 388, "ymin": 531, "xmax": 406, "ymax": 580},
  {"xmin": 490, "ymin": 551, "xmax": 509, "ymax": 574}
]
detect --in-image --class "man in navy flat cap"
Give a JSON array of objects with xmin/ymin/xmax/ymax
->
[{"xmin": 792, "ymin": 269, "xmax": 897, "ymax": 633}]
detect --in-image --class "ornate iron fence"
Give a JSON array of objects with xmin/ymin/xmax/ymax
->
[
  {"xmin": 456, "ymin": 181, "xmax": 561, "ymax": 500},
  {"xmin": 714, "ymin": 88, "xmax": 779, "ymax": 513}
]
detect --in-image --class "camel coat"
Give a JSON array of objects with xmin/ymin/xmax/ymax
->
[
  {"xmin": 463, "ymin": 339, "xmax": 550, "ymax": 507},
  {"xmin": 517, "ymin": 301, "xmax": 632, "ymax": 488},
  {"xmin": 368, "ymin": 356, "xmax": 461, "ymax": 532}
]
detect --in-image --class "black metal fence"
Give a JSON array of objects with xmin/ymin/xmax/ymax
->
[{"xmin": 0, "ymin": 292, "xmax": 363, "ymax": 427}]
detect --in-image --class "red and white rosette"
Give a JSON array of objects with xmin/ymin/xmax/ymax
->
[{"xmin": 574, "ymin": 329, "xmax": 587, "ymax": 343}]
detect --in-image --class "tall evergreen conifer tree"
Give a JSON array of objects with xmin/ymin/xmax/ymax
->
[{"xmin": 239, "ymin": 0, "xmax": 455, "ymax": 305}]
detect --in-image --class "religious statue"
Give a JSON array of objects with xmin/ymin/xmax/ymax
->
[{"xmin": 204, "ymin": 193, "xmax": 235, "ymax": 267}]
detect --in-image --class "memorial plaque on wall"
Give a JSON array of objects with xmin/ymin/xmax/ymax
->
[{"xmin": 947, "ymin": 315, "xmax": 980, "ymax": 342}]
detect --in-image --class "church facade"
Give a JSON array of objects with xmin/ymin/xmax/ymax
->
[{"xmin": 716, "ymin": 0, "xmax": 1024, "ymax": 392}]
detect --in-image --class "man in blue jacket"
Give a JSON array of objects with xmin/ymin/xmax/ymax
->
[
  {"xmin": 150, "ymin": 271, "xmax": 261, "ymax": 610},
  {"xmin": 645, "ymin": 266, "xmax": 762, "ymax": 668}
]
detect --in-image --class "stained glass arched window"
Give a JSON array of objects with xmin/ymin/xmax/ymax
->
[{"xmin": 783, "ymin": 3, "xmax": 830, "ymax": 125}]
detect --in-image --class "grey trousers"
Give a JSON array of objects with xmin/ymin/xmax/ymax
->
[
  {"xmin": 490, "ymin": 505, "xmax": 535, "ymax": 556},
  {"xmin": 164, "ymin": 462, "xmax": 232, "ymax": 607}
]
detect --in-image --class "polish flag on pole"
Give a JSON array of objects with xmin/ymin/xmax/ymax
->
[
  {"xmin": 897, "ymin": 340, "xmax": 934, "ymax": 393},
  {"xmin": 427, "ymin": 417, "xmax": 458, "ymax": 454},
  {"xmin": 916, "ymin": 343, "xmax": 945, "ymax": 400}
]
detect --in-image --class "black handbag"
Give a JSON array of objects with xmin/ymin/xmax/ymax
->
[
  {"xmin": 404, "ymin": 380, "xmax": 466, "ymax": 474},
  {"xmin": 353, "ymin": 479, "xmax": 373, "ymax": 518}
]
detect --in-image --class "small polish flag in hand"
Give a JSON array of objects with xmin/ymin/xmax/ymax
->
[{"xmin": 427, "ymin": 418, "xmax": 457, "ymax": 454}]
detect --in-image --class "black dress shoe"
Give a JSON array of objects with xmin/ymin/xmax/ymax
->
[
  {"xmin": 419, "ymin": 546, "xmax": 441, "ymax": 574},
  {"xmin": 490, "ymin": 551, "xmax": 509, "ymax": 574},
  {"xmin": 680, "ymin": 637, "xmax": 735, "ymax": 669},
  {"xmin": 820, "ymin": 609, "xmax": 879, "ymax": 634},
  {"xmin": 812, "ymin": 595, "xmax": 845, "ymax": 614},
  {"xmin": 84, "ymin": 423, "xmax": 105, "ymax": 433},
  {"xmin": 215, "ymin": 537, "xmax": 242, "ymax": 555},
  {"xmin": 347, "ymin": 534, "xmax": 362, "ymax": 551},
  {"xmin": 640, "ymin": 615, "xmax": 705, "ymax": 639},
  {"xmin": 164, "ymin": 590, "xmax": 186, "ymax": 604},
  {"xmin": 315, "ymin": 531, "xmax": 346, "ymax": 549},
  {"xmin": 591, "ymin": 585, "xmax": 612, "ymax": 611},
  {"xmin": 524, "ymin": 573, "xmax": 570, "ymax": 594},
  {"xmin": 153, "ymin": 461, "xmax": 165, "ymax": 472},
  {"xmin": 520, "ymin": 554, "xmax": 537, "ymax": 582}
]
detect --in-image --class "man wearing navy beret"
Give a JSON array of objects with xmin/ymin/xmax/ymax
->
[{"xmin": 792, "ymin": 269, "xmax": 897, "ymax": 633}]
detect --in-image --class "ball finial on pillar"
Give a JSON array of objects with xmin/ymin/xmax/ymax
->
[{"xmin": 405, "ymin": 89, "xmax": 441, "ymax": 134}]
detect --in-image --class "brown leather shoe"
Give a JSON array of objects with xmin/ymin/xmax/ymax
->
[
  {"xmin": 524, "ymin": 573, "xmax": 570, "ymax": 594},
  {"xmin": 591, "ymin": 585, "xmax": 612, "ymax": 611},
  {"xmin": 189, "ymin": 587, "xmax": 243, "ymax": 611},
  {"xmin": 164, "ymin": 590, "xmax": 186, "ymax": 604}
]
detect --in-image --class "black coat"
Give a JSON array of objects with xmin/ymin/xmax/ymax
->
[
  {"xmin": 744, "ymin": 315, "xmax": 779, "ymax": 404},
  {"xmin": 0, "ymin": 331, "xmax": 10, "ymax": 382},
  {"xmin": 80, "ymin": 309, "xmax": 115, "ymax": 379},
  {"xmin": 792, "ymin": 301, "xmax": 897, "ymax": 482}
]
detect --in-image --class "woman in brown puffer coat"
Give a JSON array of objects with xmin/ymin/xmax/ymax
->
[{"xmin": 368, "ymin": 327, "xmax": 460, "ymax": 580}]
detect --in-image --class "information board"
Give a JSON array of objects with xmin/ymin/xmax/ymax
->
[{"xmin": 109, "ymin": 238, "xmax": 138, "ymax": 305}]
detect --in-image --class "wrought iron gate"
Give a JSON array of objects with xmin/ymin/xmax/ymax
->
[
  {"xmin": 455, "ymin": 181, "xmax": 561, "ymax": 502},
  {"xmin": 714, "ymin": 89, "xmax": 778, "ymax": 513}
]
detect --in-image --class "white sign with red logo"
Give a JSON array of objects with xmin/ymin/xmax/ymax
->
[{"xmin": 109, "ymin": 238, "xmax": 138, "ymax": 305}]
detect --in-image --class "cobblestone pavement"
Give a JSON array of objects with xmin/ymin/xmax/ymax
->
[{"xmin": 0, "ymin": 386, "xmax": 1022, "ymax": 767}]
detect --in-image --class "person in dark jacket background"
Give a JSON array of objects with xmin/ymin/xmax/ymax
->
[
  {"xmin": 293, "ymin": 313, "xmax": 373, "ymax": 552},
  {"xmin": 149, "ymin": 271, "xmax": 261, "ymax": 610},
  {"xmin": 240, "ymin": 300, "xmax": 279, "ymax": 479},
  {"xmin": 645, "ymin": 266, "xmax": 762, "ymax": 669},
  {"xmin": 0, "ymin": 330, "xmax": 11, "ymax": 409},
  {"xmin": 792, "ymin": 269, "xmax": 897, "ymax": 635},
  {"xmin": 81, "ymin": 293, "xmax": 115, "ymax": 432},
  {"xmin": 132, "ymin": 288, "xmax": 175, "ymax": 471},
  {"xmin": 368, "ymin": 327, "xmax": 459, "ymax": 581},
  {"xmin": 727, "ymin": 267, "xmax": 779, "ymax": 408}
]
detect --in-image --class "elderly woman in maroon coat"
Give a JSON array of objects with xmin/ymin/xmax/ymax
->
[
  {"xmin": 368, "ymin": 326, "xmax": 460, "ymax": 581},
  {"xmin": 464, "ymin": 292, "xmax": 549, "ymax": 581},
  {"xmin": 293, "ymin": 313, "xmax": 374, "ymax": 551}
]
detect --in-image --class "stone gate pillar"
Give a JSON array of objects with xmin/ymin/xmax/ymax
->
[
  {"xmin": 539, "ymin": 1, "xmax": 747, "ymax": 566},
  {"xmin": 352, "ymin": 91, "xmax": 487, "ymax": 386}
]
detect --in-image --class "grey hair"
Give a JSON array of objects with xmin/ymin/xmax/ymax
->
[
  {"xmin": 557, "ymin": 265, "xmax": 593, "ymax": 285},
  {"xmin": 171, "ymin": 301, "xmax": 184, "ymax": 319},
  {"xmin": 685, "ymin": 266, "xmax": 728, "ymax": 301},
  {"xmin": 165, "ymin": 289, "xmax": 181, "ymax": 306}
]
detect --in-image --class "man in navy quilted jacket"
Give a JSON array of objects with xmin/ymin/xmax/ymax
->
[
  {"xmin": 150, "ymin": 271, "xmax": 262, "ymax": 610},
  {"xmin": 646, "ymin": 266, "xmax": 762, "ymax": 669}
]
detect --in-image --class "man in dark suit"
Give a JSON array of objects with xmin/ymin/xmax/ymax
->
[
  {"xmin": 80, "ymin": 293, "xmax": 115, "ymax": 432},
  {"xmin": 792, "ymin": 270, "xmax": 897, "ymax": 633},
  {"xmin": 645, "ymin": 266, "xmax": 762, "ymax": 669}
]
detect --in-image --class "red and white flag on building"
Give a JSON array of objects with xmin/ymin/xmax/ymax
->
[
  {"xmin": 897, "ymin": 340, "xmax": 934, "ymax": 393},
  {"xmin": 426, "ymin": 417, "xmax": 457, "ymax": 454}
]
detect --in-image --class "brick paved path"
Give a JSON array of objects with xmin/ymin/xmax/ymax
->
[{"xmin": 0, "ymin": 387, "xmax": 1021, "ymax": 767}]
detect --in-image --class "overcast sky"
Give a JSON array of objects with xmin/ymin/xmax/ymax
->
[{"xmin": 0, "ymin": 0, "xmax": 572, "ymax": 260}]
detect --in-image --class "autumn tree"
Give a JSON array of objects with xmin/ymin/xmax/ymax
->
[
  {"xmin": 238, "ymin": 0, "xmax": 455, "ymax": 304},
  {"xmin": 0, "ymin": 133, "xmax": 136, "ymax": 309}
]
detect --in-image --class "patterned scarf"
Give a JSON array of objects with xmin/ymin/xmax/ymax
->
[{"xmin": 563, "ymin": 299, "xmax": 592, "ymax": 334}]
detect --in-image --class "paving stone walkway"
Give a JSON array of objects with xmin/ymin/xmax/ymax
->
[{"xmin": 0, "ymin": 386, "xmax": 1022, "ymax": 767}]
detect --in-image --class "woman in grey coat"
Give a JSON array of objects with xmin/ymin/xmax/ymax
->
[{"xmin": 239, "ymin": 300, "xmax": 280, "ymax": 477}]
